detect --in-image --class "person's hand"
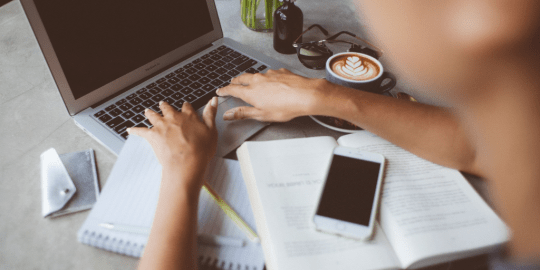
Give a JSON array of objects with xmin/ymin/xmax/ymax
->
[
  {"xmin": 216, "ymin": 68, "xmax": 326, "ymax": 122},
  {"xmin": 127, "ymin": 98, "xmax": 218, "ymax": 190}
]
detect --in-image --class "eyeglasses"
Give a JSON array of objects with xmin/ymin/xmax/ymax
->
[{"xmin": 292, "ymin": 24, "xmax": 383, "ymax": 70}]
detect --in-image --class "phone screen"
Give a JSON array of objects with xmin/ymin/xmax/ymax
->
[{"xmin": 316, "ymin": 154, "xmax": 381, "ymax": 226}]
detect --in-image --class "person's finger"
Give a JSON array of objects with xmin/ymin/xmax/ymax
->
[
  {"xmin": 216, "ymin": 84, "xmax": 247, "ymax": 98},
  {"xmin": 202, "ymin": 97, "xmax": 218, "ymax": 129},
  {"xmin": 144, "ymin": 108, "xmax": 162, "ymax": 125},
  {"xmin": 159, "ymin": 101, "xmax": 175, "ymax": 117},
  {"xmin": 127, "ymin": 126, "xmax": 151, "ymax": 138},
  {"xmin": 182, "ymin": 101, "xmax": 195, "ymax": 115},
  {"xmin": 223, "ymin": 106, "xmax": 263, "ymax": 121},
  {"xmin": 230, "ymin": 73, "xmax": 254, "ymax": 86}
]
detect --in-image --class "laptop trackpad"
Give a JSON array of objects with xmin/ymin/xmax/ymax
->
[{"xmin": 197, "ymin": 97, "xmax": 268, "ymax": 157}]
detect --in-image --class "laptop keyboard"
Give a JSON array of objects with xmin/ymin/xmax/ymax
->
[{"xmin": 92, "ymin": 45, "xmax": 268, "ymax": 140}]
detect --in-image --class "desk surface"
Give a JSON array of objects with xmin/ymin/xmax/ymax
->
[{"xmin": 0, "ymin": 1, "xmax": 490, "ymax": 269}]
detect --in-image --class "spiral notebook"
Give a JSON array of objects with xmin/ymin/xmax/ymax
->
[{"xmin": 77, "ymin": 135, "xmax": 264, "ymax": 270}]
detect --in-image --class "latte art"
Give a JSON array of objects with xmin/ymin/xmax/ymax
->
[{"xmin": 330, "ymin": 55, "xmax": 380, "ymax": 81}]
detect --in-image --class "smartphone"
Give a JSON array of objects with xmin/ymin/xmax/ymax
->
[{"xmin": 313, "ymin": 146, "xmax": 385, "ymax": 241}]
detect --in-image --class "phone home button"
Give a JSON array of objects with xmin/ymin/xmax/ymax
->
[{"xmin": 335, "ymin": 222, "xmax": 346, "ymax": 231}]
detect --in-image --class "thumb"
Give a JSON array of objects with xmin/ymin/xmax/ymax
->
[
  {"xmin": 202, "ymin": 97, "xmax": 218, "ymax": 129},
  {"xmin": 127, "ymin": 126, "xmax": 151, "ymax": 139},
  {"xmin": 223, "ymin": 106, "xmax": 263, "ymax": 121}
]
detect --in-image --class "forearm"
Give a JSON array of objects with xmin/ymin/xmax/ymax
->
[
  {"xmin": 311, "ymin": 81, "xmax": 481, "ymax": 176},
  {"xmin": 138, "ymin": 166, "xmax": 204, "ymax": 270}
]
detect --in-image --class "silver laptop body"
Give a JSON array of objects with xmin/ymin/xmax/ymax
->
[{"xmin": 21, "ymin": 0, "xmax": 286, "ymax": 156}]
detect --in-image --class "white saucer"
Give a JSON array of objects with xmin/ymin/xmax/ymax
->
[{"xmin": 309, "ymin": 115, "xmax": 363, "ymax": 133}]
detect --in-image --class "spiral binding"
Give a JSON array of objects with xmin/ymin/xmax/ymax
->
[{"xmin": 79, "ymin": 230, "xmax": 145, "ymax": 257}]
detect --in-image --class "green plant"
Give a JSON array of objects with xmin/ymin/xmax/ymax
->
[{"xmin": 241, "ymin": 0, "xmax": 282, "ymax": 30}]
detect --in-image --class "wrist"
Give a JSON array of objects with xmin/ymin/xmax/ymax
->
[{"xmin": 161, "ymin": 159, "xmax": 208, "ymax": 192}]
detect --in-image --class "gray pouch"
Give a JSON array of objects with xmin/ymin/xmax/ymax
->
[{"xmin": 41, "ymin": 148, "xmax": 100, "ymax": 218}]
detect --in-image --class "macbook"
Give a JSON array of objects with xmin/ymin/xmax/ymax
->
[{"xmin": 21, "ymin": 0, "xmax": 287, "ymax": 156}]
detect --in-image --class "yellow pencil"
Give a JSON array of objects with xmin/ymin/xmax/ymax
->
[{"xmin": 202, "ymin": 182, "xmax": 260, "ymax": 243}]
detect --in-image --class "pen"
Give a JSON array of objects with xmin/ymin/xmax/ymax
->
[
  {"xmin": 202, "ymin": 182, "xmax": 260, "ymax": 243},
  {"xmin": 99, "ymin": 223, "xmax": 246, "ymax": 247}
]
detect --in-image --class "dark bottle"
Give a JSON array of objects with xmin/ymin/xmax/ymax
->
[{"xmin": 273, "ymin": 0, "xmax": 303, "ymax": 54}]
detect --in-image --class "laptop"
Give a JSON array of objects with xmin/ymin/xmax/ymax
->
[{"xmin": 21, "ymin": 0, "xmax": 287, "ymax": 156}]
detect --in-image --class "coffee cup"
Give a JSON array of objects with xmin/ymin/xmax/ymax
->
[{"xmin": 325, "ymin": 52, "xmax": 396, "ymax": 94}]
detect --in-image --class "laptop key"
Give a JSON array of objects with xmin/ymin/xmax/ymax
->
[
  {"xmin": 114, "ymin": 120, "xmax": 135, "ymax": 134},
  {"xmin": 106, "ymin": 117, "xmax": 124, "ymax": 128},
  {"xmin": 236, "ymin": 60, "xmax": 258, "ymax": 72},
  {"xmin": 164, "ymin": 97, "xmax": 175, "ymax": 104},
  {"xmin": 202, "ymin": 59, "xmax": 213, "ymax": 65},
  {"xmin": 129, "ymin": 97, "xmax": 143, "ymax": 105},
  {"xmin": 193, "ymin": 58, "xmax": 202, "ymax": 64},
  {"xmin": 210, "ymin": 79, "xmax": 223, "ymax": 86},
  {"xmin": 219, "ymin": 74, "xmax": 232, "ymax": 81},
  {"xmin": 192, "ymin": 89, "xmax": 217, "ymax": 109},
  {"xmin": 165, "ymin": 73, "xmax": 175, "ymax": 79},
  {"xmin": 174, "ymin": 67, "xmax": 184, "ymax": 74},
  {"xmin": 180, "ymin": 79, "xmax": 192, "ymax": 86},
  {"xmin": 168, "ymin": 77, "xmax": 180, "ymax": 84},
  {"xmin": 186, "ymin": 68, "xmax": 197, "ymax": 74},
  {"xmin": 171, "ymin": 84, "xmax": 183, "ymax": 91},
  {"xmin": 184, "ymin": 63, "xmax": 193, "ymax": 68},
  {"xmin": 214, "ymin": 60, "xmax": 226, "ymax": 67},
  {"xmin": 195, "ymin": 63, "xmax": 206, "ymax": 69},
  {"xmin": 94, "ymin": 110, "xmax": 106, "ymax": 118},
  {"xmin": 162, "ymin": 89, "xmax": 174, "ymax": 96},
  {"xmin": 132, "ymin": 114, "xmax": 145, "ymax": 123},
  {"xmin": 246, "ymin": 67, "xmax": 257, "ymax": 74},
  {"xmin": 119, "ymin": 103, "xmax": 133, "ymax": 111},
  {"xmin": 190, "ymin": 82, "xmax": 203, "ymax": 89},
  {"xmin": 193, "ymin": 89, "xmax": 205, "ymax": 97},
  {"xmin": 181, "ymin": 87, "xmax": 194, "ymax": 95},
  {"xmin": 127, "ymin": 93, "xmax": 137, "ymax": 99},
  {"xmin": 105, "ymin": 104, "xmax": 116, "ymax": 111},
  {"xmin": 217, "ymin": 45, "xmax": 226, "ymax": 50},
  {"xmin": 221, "ymin": 82, "xmax": 230, "ymax": 87},
  {"xmin": 146, "ymin": 82, "xmax": 156, "ymax": 89},
  {"xmin": 206, "ymin": 65, "xmax": 218, "ymax": 72},
  {"xmin": 197, "ymin": 69, "xmax": 210, "ymax": 76},
  {"xmin": 222, "ymin": 56, "xmax": 234, "ymax": 62},
  {"xmin": 177, "ymin": 72, "xmax": 189, "ymax": 79},
  {"xmin": 171, "ymin": 92, "xmax": 184, "ymax": 100},
  {"xmin": 132, "ymin": 105, "xmax": 145, "ymax": 113},
  {"xmin": 199, "ymin": 77, "xmax": 211, "ymax": 84},
  {"xmin": 210, "ymin": 55, "xmax": 222, "ymax": 61},
  {"xmin": 144, "ymin": 119, "xmax": 152, "ymax": 126},
  {"xmin": 229, "ymin": 51, "xmax": 241, "ymax": 58},
  {"xmin": 157, "ymin": 77, "xmax": 167, "ymax": 84},
  {"xmin": 158, "ymin": 82, "xmax": 171, "ymax": 89},
  {"xmin": 116, "ymin": 99, "xmax": 127, "ymax": 106},
  {"xmin": 98, "ymin": 114, "xmax": 112, "ymax": 123},
  {"xmin": 121, "ymin": 111, "xmax": 135, "ymax": 119},
  {"xmin": 227, "ymin": 70, "xmax": 240, "ymax": 77},
  {"xmin": 210, "ymin": 49, "xmax": 219, "ymax": 55},
  {"xmin": 140, "ymin": 92, "xmax": 152, "ymax": 99},
  {"xmin": 188, "ymin": 74, "xmax": 201, "ymax": 81},
  {"xmin": 120, "ymin": 132, "xmax": 129, "ymax": 139},
  {"xmin": 207, "ymin": 72, "xmax": 219, "ymax": 79},
  {"xmin": 142, "ymin": 100, "xmax": 154, "ymax": 107},
  {"xmin": 151, "ymin": 104, "xmax": 161, "ymax": 113},
  {"xmin": 148, "ymin": 88, "xmax": 160, "ymax": 94},
  {"xmin": 257, "ymin": 65, "xmax": 268, "ymax": 71},
  {"xmin": 110, "ymin": 108, "xmax": 122, "ymax": 117},
  {"xmin": 184, "ymin": 94, "xmax": 197, "ymax": 102},
  {"xmin": 215, "ymin": 68, "xmax": 228, "ymax": 75},
  {"xmin": 136, "ymin": 88, "xmax": 147, "ymax": 94},
  {"xmin": 172, "ymin": 100, "xmax": 184, "ymax": 110},
  {"xmin": 135, "ymin": 123, "xmax": 147, "ymax": 128},
  {"xmin": 151, "ymin": 94, "xmax": 166, "ymax": 102},
  {"xmin": 231, "ymin": 57, "xmax": 247, "ymax": 65},
  {"xmin": 202, "ymin": 54, "xmax": 210, "ymax": 59},
  {"xmin": 224, "ymin": 63, "xmax": 236, "ymax": 70},
  {"xmin": 218, "ymin": 48, "xmax": 233, "ymax": 56},
  {"xmin": 202, "ymin": 85, "xmax": 215, "ymax": 92}
]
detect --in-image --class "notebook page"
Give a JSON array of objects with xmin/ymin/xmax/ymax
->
[
  {"xmin": 78, "ymin": 135, "xmax": 265, "ymax": 269},
  {"xmin": 338, "ymin": 131, "xmax": 509, "ymax": 268},
  {"xmin": 239, "ymin": 137, "xmax": 400, "ymax": 270}
]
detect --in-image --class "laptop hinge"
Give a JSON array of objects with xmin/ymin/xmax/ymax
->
[{"xmin": 90, "ymin": 43, "xmax": 214, "ymax": 109}]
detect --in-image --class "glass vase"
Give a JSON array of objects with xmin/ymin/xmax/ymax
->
[{"xmin": 240, "ymin": 0, "xmax": 282, "ymax": 32}]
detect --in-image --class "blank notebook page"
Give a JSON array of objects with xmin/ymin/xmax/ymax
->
[{"xmin": 78, "ymin": 135, "xmax": 264, "ymax": 270}]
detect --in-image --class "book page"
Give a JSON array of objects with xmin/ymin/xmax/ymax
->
[
  {"xmin": 338, "ymin": 132, "xmax": 509, "ymax": 268},
  {"xmin": 239, "ymin": 136, "xmax": 401, "ymax": 270}
]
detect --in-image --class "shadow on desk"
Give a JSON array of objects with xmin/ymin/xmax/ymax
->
[{"xmin": 0, "ymin": 0, "xmax": 11, "ymax": 8}]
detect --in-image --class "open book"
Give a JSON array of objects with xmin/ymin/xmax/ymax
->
[{"xmin": 237, "ymin": 131, "xmax": 509, "ymax": 270}]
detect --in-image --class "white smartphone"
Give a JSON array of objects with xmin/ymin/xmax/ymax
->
[{"xmin": 313, "ymin": 146, "xmax": 385, "ymax": 241}]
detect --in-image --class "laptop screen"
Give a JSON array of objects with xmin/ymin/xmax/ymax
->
[{"xmin": 34, "ymin": 0, "xmax": 214, "ymax": 100}]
